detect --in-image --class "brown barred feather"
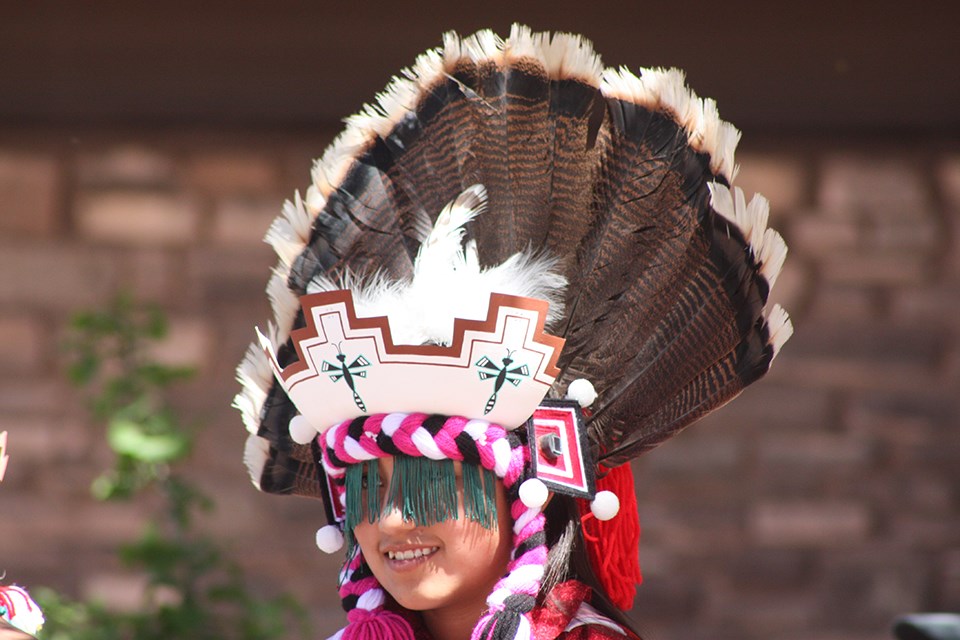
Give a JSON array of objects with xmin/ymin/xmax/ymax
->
[{"xmin": 240, "ymin": 26, "xmax": 791, "ymax": 497}]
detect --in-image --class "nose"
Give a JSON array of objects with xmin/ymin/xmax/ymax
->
[{"xmin": 377, "ymin": 504, "xmax": 416, "ymax": 532}]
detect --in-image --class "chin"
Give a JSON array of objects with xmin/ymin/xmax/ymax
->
[{"xmin": 391, "ymin": 586, "xmax": 451, "ymax": 612}]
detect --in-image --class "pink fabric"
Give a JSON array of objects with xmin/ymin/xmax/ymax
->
[
  {"xmin": 339, "ymin": 575, "xmax": 379, "ymax": 597},
  {"xmin": 432, "ymin": 415, "xmax": 465, "ymax": 457},
  {"xmin": 357, "ymin": 414, "xmax": 385, "ymax": 456},
  {"xmin": 342, "ymin": 608, "xmax": 415, "ymax": 640},
  {"xmin": 503, "ymin": 442, "xmax": 527, "ymax": 486}
]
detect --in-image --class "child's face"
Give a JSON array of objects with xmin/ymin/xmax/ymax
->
[{"xmin": 352, "ymin": 457, "xmax": 513, "ymax": 615}]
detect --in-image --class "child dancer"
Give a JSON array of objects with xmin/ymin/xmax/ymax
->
[{"xmin": 237, "ymin": 25, "xmax": 792, "ymax": 640}]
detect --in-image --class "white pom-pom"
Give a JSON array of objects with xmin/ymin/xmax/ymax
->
[
  {"xmin": 566, "ymin": 378, "xmax": 598, "ymax": 407},
  {"xmin": 590, "ymin": 490, "xmax": 620, "ymax": 521},
  {"xmin": 289, "ymin": 414, "xmax": 318, "ymax": 445},
  {"xmin": 315, "ymin": 525, "xmax": 344, "ymax": 554},
  {"xmin": 519, "ymin": 478, "xmax": 549, "ymax": 510}
]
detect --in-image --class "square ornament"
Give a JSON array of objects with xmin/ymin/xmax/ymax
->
[{"xmin": 525, "ymin": 399, "xmax": 596, "ymax": 499}]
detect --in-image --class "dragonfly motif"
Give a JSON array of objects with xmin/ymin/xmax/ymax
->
[
  {"xmin": 476, "ymin": 350, "xmax": 529, "ymax": 414},
  {"xmin": 321, "ymin": 344, "xmax": 371, "ymax": 412}
]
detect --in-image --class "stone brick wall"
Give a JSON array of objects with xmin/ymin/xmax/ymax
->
[{"xmin": 1, "ymin": 127, "xmax": 957, "ymax": 640}]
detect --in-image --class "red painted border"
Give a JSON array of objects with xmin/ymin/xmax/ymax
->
[{"xmin": 275, "ymin": 289, "xmax": 565, "ymax": 382}]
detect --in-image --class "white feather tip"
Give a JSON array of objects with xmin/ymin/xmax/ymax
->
[
  {"xmin": 708, "ymin": 183, "xmax": 787, "ymax": 289},
  {"xmin": 766, "ymin": 304, "xmax": 793, "ymax": 359},
  {"xmin": 243, "ymin": 435, "xmax": 270, "ymax": 490}
]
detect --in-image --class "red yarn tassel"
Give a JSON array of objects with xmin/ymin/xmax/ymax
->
[{"xmin": 579, "ymin": 464, "xmax": 642, "ymax": 610}]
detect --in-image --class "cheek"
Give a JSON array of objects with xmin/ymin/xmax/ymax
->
[
  {"xmin": 442, "ymin": 520, "xmax": 507, "ymax": 558},
  {"xmin": 436, "ymin": 485, "xmax": 513, "ymax": 576},
  {"xmin": 352, "ymin": 522, "xmax": 379, "ymax": 563},
  {"xmin": 410, "ymin": 518, "xmax": 511, "ymax": 606}
]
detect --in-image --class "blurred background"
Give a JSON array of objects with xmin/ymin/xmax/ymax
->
[{"xmin": 1, "ymin": 1, "xmax": 958, "ymax": 639}]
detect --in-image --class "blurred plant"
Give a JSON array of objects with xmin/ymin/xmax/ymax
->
[
  {"xmin": 65, "ymin": 294, "xmax": 193, "ymax": 501},
  {"xmin": 35, "ymin": 294, "xmax": 310, "ymax": 640}
]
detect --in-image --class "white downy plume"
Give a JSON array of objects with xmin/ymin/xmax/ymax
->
[{"xmin": 307, "ymin": 184, "xmax": 567, "ymax": 346}]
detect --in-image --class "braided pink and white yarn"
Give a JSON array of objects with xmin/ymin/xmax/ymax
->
[{"xmin": 319, "ymin": 412, "xmax": 547, "ymax": 640}]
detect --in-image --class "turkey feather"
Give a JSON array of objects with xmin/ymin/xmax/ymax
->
[{"xmin": 236, "ymin": 25, "xmax": 792, "ymax": 496}]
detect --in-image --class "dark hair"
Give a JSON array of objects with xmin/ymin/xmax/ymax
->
[{"xmin": 541, "ymin": 493, "xmax": 643, "ymax": 636}]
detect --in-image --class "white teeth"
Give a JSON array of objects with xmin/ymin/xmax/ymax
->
[{"xmin": 387, "ymin": 547, "xmax": 438, "ymax": 561}]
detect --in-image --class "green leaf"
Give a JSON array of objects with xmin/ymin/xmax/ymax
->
[
  {"xmin": 68, "ymin": 351, "xmax": 100, "ymax": 385},
  {"xmin": 90, "ymin": 472, "xmax": 118, "ymax": 500},
  {"xmin": 145, "ymin": 305, "xmax": 168, "ymax": 339},
  {"xmin": 138, "ymin": 363, "xmax": 196, "ymax": 387},
  {"xmin": 108, "ymin": 418, "xmax": 190, "ymax": 463},
  {"xmin": 70, "ymin": 309, "xmax": 114, "ymax": 334}
]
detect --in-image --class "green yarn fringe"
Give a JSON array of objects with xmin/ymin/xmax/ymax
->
[{"xmin": 344, "ymin": 456, "xmax": 499, "ymax": 551}]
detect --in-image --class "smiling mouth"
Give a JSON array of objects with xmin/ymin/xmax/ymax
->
[{"xmin": 386, "ymin": 547, "xmax": 439, "ymax": 561}]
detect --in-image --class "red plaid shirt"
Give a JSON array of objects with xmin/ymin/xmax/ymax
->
[{"xmin": 398, "ymin": 580, "xmax": 640, "ymax": 640}]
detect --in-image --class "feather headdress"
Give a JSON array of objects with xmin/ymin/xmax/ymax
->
[
  {"xmin": 237, "ymin": 24, "xmax": 790, "ymax": 493},
  {"xmin": 235, "ymin": 24, "xmax": 792, "ymax": 640}
]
